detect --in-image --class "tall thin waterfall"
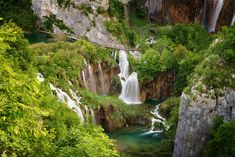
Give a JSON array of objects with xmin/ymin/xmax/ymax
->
[
  {"xmin": 90, "ymin": 109, "xmax": 96, "ymax": 124},
  {"xmin": 98, "ymin": 62, "xmax": 106, "ymax": 95},
  {"xmin": 49, "ymin": 83, "xmax": 85, "ymax": 122},
  {"xmin": 118, "ymin": 50, "xmax": 141, "ymax": 105},
  {"xmin": 231, "ymin": 14, "xmax": 235, "ymax": 26},
  {"xmin": 88, "ymin": 64, "xmax": 97, "ymax": 93},
  {"xmin": 208, "ymin": 0, "xmax": 224, "ymax": 32},
  {"xmin": 82, "ymin": 70, "xmax": 88, "ymax": 90}
]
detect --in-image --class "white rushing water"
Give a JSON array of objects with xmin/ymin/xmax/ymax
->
[
  {"xmin": 37, "ymin": 73, "xmax": 97, "ymax": 125},
  {"xmin": 231, "ymin": 14, "xmax": 235, "ymax": 26},
  {"xmin": 141, "ymin": 104, "xmax": 167, "ymax": 136},
  {"xmin": 98, "ymin": 62, "xmax": 106, "ymax": 95},
  {"xmin": 49, "ymin": 83, "xmax": 85, "ymax": 122},
  {"xmin": 88, "ymin": 64, "xmax": 97, "ymax": 93},
  {"xmin": 37, "ymin": 73, "xmax": 45, "ymax": 83},
  {"xmin": 118, "ymin": 50, "xmax": 141, "ymax": 105},
  {"xmin": 90, "ymin": 109, "xmax": 96, "ymax": 124},
  {"xmin": 82, "ymin": 70, "xmax": 89, "ymax": 90},
  {"xmin": 208, "ymin": 0, "xmax": 224, "ymax": 32}
]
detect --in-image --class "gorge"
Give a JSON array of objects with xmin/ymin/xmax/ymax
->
[{"xmin": 0, "ymin": 0, "xmax": 234, "ymax": 157}]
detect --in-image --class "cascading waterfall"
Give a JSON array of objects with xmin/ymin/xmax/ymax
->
[
  {"xmin": 82, "ymin": 70, "xmax": 89, "ymax": 90},
  {"xmin": 231, "ymin": 14, "xmax": 235, "ymax": 26},
  {"xmin": 49, "ymin": 83, "xmax": 85, "ymax": 122},
  {"xmin": 118, "ymin": 50, "xmax": 141, "ymax": 105},
  {"xmin": 208, "ymin": 0, "xmax": 224, "ymax": 32},
  {"xmin": 88, "ymin": 64, "xmax": 97, "ymax": 93},
  {"xmin": 141, "ymin": 104, "xmax": 167, "ymax": 136},
  {"xmin": 98, "ymin": 62, "xmax": 106, "ymax": 95}
]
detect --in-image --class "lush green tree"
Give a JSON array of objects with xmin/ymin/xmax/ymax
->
[
  {"xmin": 0, "ymin": 22, "xmax": 119, "ymax": 157},
  {"xmin": 169, "ymin": 23, "xmax": 211, "ymax": 52},
  {"xmin": 0, "ymin": 0, "xmax": 37, "ymax": 30},
  {"xmin": 203, "ymin": 119, "xmax": 235, "ymax": 157}
]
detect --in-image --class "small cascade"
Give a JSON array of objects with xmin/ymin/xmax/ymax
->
[
  {"xmin": 118, "ymin": 50, "xmax": 141, "ymax": 105},
  {"xmin": 98, "ymin": 62, "xmax": 106, "ymax": 95},
  {"xmin": 49, "ymin": 83, "xmax": 85, "ymax": 122},
  {"xmin": 90, "ymin": 109, "xmax": 96, "ymax": 124},
  {"xmin": 208, "ymin": 0, "xmax": 224, "ymax": 32},
  {"xmin": 82, "ymin": 70, "xmax": 89, "ymax": 90},
  {"xmin": 37, "ymin": 73, "xmax": 45, "ymax": 83},
  {"xmin": 231, "ymin": 14, "xmax": 235, "ymax": 26},
  {"xmin": 68, "ymin": 81, "xmax": 73, "ymax": 86},
  {"xmin": 88, "ymin": 64, "xmax": 97, "ymax": 93},
  {"xmin": 130, "ymin": 51, "xmax": 141, "ymax": 60},
  {"xmin": 141, "ymin": 104, "xmax": 166, "ymax": 136}
]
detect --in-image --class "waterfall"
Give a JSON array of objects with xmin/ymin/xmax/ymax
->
[
  {"xmin": 231, "ymin": 14, "xmax": 235, "ymax": 26},
  {"xmin": 37, "ymin": 73, "xmax": 44, "ymax": 83},
  {"xmin": 208, "ymin": 0, "xmax": 224, "ymax": 32},
  {"xmin": 82, "ymin": 70, "xmax": 89, "ymax": 90},
  {"xmin": 90, "ymin": 109, "xmax": 96, "ymax": 124},
  {"xmin": 141, "ymin": 104, "xmax": 167, "ymax": 136},
  {"xmin": 98, "ymin": 62, "xmax": 106, "ymax": 95},
  {"xmin": 130, "ymin": 51, "xmax": 141, "ymax": 60},
  {"xmin": 88, "ymin": 64, "xmax": 97, "ymax": 93},
  {"xmin": 118, "ymin": 50, "xmax": 141, "ymax": 105},
  {"xmin": 49, "ymin": 83, "xmax": 85, "ymax": 122}
]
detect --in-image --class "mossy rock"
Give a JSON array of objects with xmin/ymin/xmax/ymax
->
[{"xmin": 108, "ymin": 75, "xmax": 121, "ymax": 96}]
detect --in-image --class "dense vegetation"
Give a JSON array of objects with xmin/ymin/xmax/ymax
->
[
  {"xmin": 0, "ymin": 0, "xmax": 37, "ymax": 30},
  {"xmin": 1, "ymin": 0, "xmax": 234, "ymax": 156},
  {"xmin": 0, "ymin": 21, "xmax": 118, "ymax": 157},
  {"xmin": 203, "ymin": 117, "xmax": 235, "ymax": 157}
]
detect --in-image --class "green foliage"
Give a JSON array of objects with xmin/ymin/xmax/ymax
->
[
  {"xmin": 130, "ymin": 38, "xmax": 176, "ymax": 81},
  {"xmin": 108, "ymin": 0, "xmax": 124, "ymax": 19},
  {"xmin": 0, "ymin": 0, "xmax": 38, "ymax": 30},
  {"xmin": 174, "ymin": 49, "xmax": 203, "ymax": 95},
  {"xmin": 0, "ymin": 22, "xmax": 119, "ymax": 157},
  {"xmin": 186, "ymin": 26, "xmax": 235, "ymax": 95},
  {"xmin": 0, "ymin": 22, "xmax": 33, "ymax": 70},
  {"xmin": 97, "ymin": 6, "xmax": 106, "ymax": 14},
  {"xmin": 31, "ymin": 39, "xmax": 114, "ymax": 89},
  {"xmin": 169, "ymin": 23, "xmax": 211, "ymax": 52},
  {"xmin": 78, "ymin": 4, "xmax": 93, "ymax": 16},
  {"xmin": 57, "ymin": 0, "xmax": 74, "ymax": 8},
  {"xmin": 203, "ymin": 119, "xmax": 235, "ymax": 157},
  {"xmin": 105, "ymin": 20, "xmax": 140, "ymax": 47},
  {"xmin": 43, "ymin": 15, "xmax": 74, "ymax": 34},
  {"xmin": 159, "ymin": 97, "xmax": 180, "ymax": 119}
]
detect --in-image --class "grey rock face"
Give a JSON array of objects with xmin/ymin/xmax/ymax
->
[
  {"xmin": 32, "ymin": 0, "xmax": 124, "ymax": 49},
  {"xmin": 173, "ymin": 90, "xmax": 235, "ymax": 157}
]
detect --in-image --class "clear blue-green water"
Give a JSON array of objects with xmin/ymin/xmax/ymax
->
[
  {"xmin": 25, "ymin": 33, "xmax": 51, "ymax": 44},
  {"xmin": 108, "ymin": 126, "xmax": 161, "ymax": 156},
  {"xmin": 108, "ymin": 100, "xmax": 163, "ymax": 156}
]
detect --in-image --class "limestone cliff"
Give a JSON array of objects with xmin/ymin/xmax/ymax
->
[
  {"xmin": 32, "ymin": 0, "xmax": 124, "ymax": 48},
  {"xmin": 173, "ymin": 90, "xmax": 235, "ymax": 157}
]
